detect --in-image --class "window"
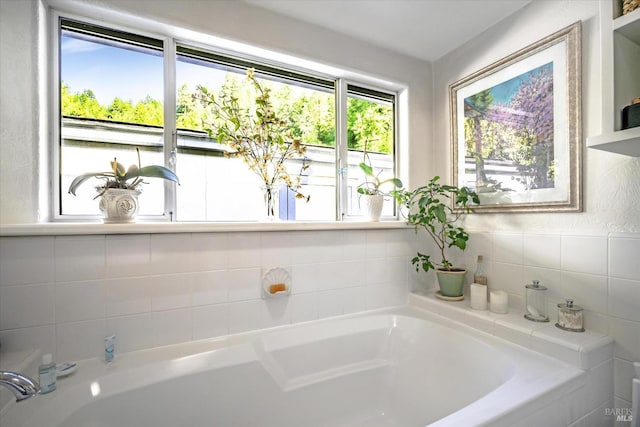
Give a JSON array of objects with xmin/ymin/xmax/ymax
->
[
  {"xmin": 55, "ymin": 15, "xmax": 398, "ymax": 222},
  {"xmin": 174, "ymin": 47, "xmax": 336, "ymax": 221},
  {"xmin": 346, "ymin": 85, "xmax": 397, "ymax": 218},
  {"xmin": 59, "ymin": 19, "xmax": 166, "ymax": 217}
]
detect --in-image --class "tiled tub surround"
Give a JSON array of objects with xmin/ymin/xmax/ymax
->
[
  {"xmin": 409, "ymin": 293, "xmax": 613, "ymax": 426},
  {"xmin": 0, "ymin": 229, "xmax": 413, "ymax": 362},
  {"xmin": 410, "ymin": 230, "xmax": 640, "ymax": 423},
  {"xmin": 0, "ymin": 228, "xmax": 638, "ymax": 423},
  {"xmin": 0, "ymin": 304, "xmax": 608, "ymax": 427}
]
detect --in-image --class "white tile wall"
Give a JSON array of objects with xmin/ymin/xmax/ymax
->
[
  {"xmin": 0, "ymin": 228, "xmax": 637, "ymax": 419},
  {"xmin": 456, "ymin": 231, "xmax": 640, "ymax": 419},
  {"xmin": 0, "ymin": 229, "xmax": 414, "ymax": 366}
]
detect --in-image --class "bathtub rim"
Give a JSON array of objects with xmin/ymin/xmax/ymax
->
[{"xmin": 1, "ymin": 303, "xmax": 588, "ymax": 427}]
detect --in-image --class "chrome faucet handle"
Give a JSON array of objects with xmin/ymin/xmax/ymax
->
[{"xmin": 0, "ymin": 371, "xmax": 40, "ymax": 401}]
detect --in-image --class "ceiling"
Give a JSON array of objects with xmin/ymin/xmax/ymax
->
[{"xmin": 245, "ymin": 0, "xmax": 532, "ymax": 62}]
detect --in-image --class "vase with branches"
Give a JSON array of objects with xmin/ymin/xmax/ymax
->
[{"xmin": 197, "ymin": 68, "xmax": 310, "ymax": 219}]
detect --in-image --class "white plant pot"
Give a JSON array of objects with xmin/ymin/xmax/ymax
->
[
  {"xmin": 360, "ymin": 194, "xmax": 384, "ymax": 221},
  {"xmin": 98, "ymin": 188, "xmax": 140, "ymax": 223}
]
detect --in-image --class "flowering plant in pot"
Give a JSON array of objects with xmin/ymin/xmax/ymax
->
[
  {"xmin": 392, "ymin": 176, "xmax": 479, "ymax": 298},
  {"xmin": 356, "ymin": 149, "xmax": 402, "ymax": 221},
  {"xmin": 197, "ymin": 68, "xmax": 309, "ymax": 220},
  {"xmin": 68, "ymin": 148, "xmax": 179, "ymax": 223}
]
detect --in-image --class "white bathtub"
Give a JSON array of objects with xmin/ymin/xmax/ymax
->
[{"xmin": 1, "ymin": 306, "xmax": 586, "ymax": 427}]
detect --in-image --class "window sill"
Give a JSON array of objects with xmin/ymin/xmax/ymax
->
[{"xmin": 0, "ymin": 220, "xmax": 410, "ymax": 237}]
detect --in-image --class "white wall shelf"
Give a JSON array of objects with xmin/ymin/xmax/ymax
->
[
  {"xmin": 586, "ymin": 5, "xmax": 640, "ymax": 156},
  {"xmin": 587, "ymin": 126, "xmax": 640, "ymax": 155}
]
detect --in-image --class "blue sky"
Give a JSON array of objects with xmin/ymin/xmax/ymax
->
[
  {"xmin": 61, "ymin": 33, "xmax": 228, "ymax": 105},
  {"xmin": 484, "ymin": 62, "xmax": 553, "ymax": 105}
]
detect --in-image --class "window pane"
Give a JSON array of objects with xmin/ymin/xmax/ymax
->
[
  {"xmin": 59, "ymin": 20, "xmax": 165, "ymax": 216},
  {"xmin": 346, "ymin": 89, "xmax": 397, "ymax": 218},
  {"xmin": 175, "ymin": 51, "xmax": 336, "ymax": 221}
]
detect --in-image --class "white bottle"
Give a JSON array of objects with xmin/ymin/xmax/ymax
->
[{"xmin": 39, "ymin": 353, "xmax": 57, "ymax": 394}]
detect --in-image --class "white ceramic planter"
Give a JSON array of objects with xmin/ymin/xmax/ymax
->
[
  {"xmin": 360, "ymin": 194, "xmax": 384, "ymax": 221},
  {"xmin": 98, "ymin": 188, "xmax": 140, "ymax": 223}
]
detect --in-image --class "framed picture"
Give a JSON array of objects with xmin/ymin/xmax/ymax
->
[{"xmin": 450, "ymin": 22, "xmax": 582, "ymax": 213}]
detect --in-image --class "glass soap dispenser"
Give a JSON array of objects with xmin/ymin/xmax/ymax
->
[
  {"xmin": 524, "ymin": 280, "xmax": 549, "ymax": 322},
  {"xmin": 556, "ymin": 299, "xmax": 585, "ymax": 332}
]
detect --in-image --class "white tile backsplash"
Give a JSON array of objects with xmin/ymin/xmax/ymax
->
[
  {"xmin": 106, "ymin": 314, "xmax": 154, "ymax": 353},
  {"xmin": 192, "ymin": 304, "xmax": 228, "ymax": 340},
  {"xmin": 260, "ymin": 297, "xmax": 291, "ymax": 327},
  {"xmin": 614, "ymin": 358, "xmax": 635, "ymax": 402},
  {"xmin": 227, "ymin": 300, "xmax": 261, "ymax": 334},
  {"xmin": 561, "ymin": 271, "xmax": 608, "ymax": 314},
  {"xmin": 340, "ymin": 260, "xmax": 367, "ymax": 287},
  {"xmin": 150, "ymin": 273, "xmax": 192, "ymax": 311},
  {"xmin": 341, "ymin": 286, "xmax": 367, "ymax": 315},
  {"xmin": 151, "ymin": 308, "xmax": 192, "ymax": 347},
  {"xmin": 290, "ymin": 293, "xmax": 318, "ymax": 323},
  {"xmin": 524, "ymin": 233, "xmax": 561, "ymax": 270},
  {"xmin": 191, "ymin": 270, "xmax": 228, "ymax": 306},
  {"xmin": 340, "ymin": 230, "xmax": 367, "ymax": 261},
  {"xmin": 150, "ymin": 234, "xmax": 194, "ymax": 274},
  {"xmin": 226, "ymin": 233, "xmax": 261, "ymax": 269},
  {"xmin": 190, "ymin": 233, "xmax": 229, "ymax": 271},
  {"xmin": 608, "ymin": 317, "xmax": 640, "ymax": 361},
  {"xmin": 1, "ymin": 228, "xmax": 638, "ymax": 411},
  {"xmin": 315, "ymin": 289, "xmax": 345, "ymax": 318},
  {"xmin": 609, "ymin": 237, "xmax": 640, "ymax": 281},
  {"xmin": 365, "ymin": 229, "xmax": 391, "ymax": 259},
  {"xmin": 493, "ymin": 232, "xmax": 523, "ymax": 265},
  {"xmin": 0, "ymin": 283, "xmax": 55, "ymax": 329},
  {"xmin": 227, "ymin": 268, "xmax": 262, "ymax": 302},
  {"xmin": 56, "ymin": 319, "xmax": 106, "ymax": 361},
  {"xmin": 608, "ymin": 277, "xmax": 640, "ymax": 322},
  {"xmin": 54, "ymin": 236, "xmax": 105, "ymax": 282},
  {"xmin": 561, "ymin": 235, "xmax": 608, "ymax": 276},
  {"xmin": 491, "ymin": 262, "xmax": 524, "ymax": 294},
  {"xmin": 260, "ymin": 232, "xmax": 293, "ymax": 267},
  {"xmin": 0, "ymin": 236, "xmax": 54, "ymax": 286},
  {"xmin": 56, "ymin": 280, "xmax": 106, "ymax": 323},
  {"xmin": 106, "ymin": 276, "xmax": 152, "ymax": 316},
  {"xmin": 0, "ymin": 325, "xmax": 56, "ymax": 357},
  {"xmin": 105, "ymin": 234, "xmax": 151, "ymax": 278}
]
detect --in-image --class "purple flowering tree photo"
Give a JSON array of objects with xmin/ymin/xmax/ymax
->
[{"xmin": 464, "ymin": 62, "xmax": 554, "ymax": 194}]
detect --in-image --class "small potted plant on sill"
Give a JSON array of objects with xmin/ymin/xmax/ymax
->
[
  {"xmin": 357, "ymin": 151, "xmax": 402, "ymax": 221},
  {"xmin": 68, "ymin": 148, "xmax": 179, "ymax": 223},
  {"xmin": 392, "ymin": 176, "xmax": 479, "ymax": 299}
]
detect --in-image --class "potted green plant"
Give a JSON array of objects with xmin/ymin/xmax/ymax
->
[
  {"xmin": 357, "ymin": 151, "xmax": 402, "ymax": 221},
  {"xmin": 68, "ymin": 148, "xmax": 179, "ymax": 223},
  {"xmin": 393, "ymin": 176, "xmax": 479, "ymax": 298}
]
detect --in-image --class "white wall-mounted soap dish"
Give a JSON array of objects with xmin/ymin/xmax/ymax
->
[{"xmin": 262, "ymin": 267, "xmax": 292, "ymax": 299}]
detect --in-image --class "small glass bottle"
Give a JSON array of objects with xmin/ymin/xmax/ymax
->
[
  {"xmin": 39, "ymin": 353, "xmax": 57, "ymax": 394},
  {"xmin": 524, "ymin": 280, "xmax": 549, "ymax": 322},
  {"xmin": 556, "ymin": 299, "xmax": 585, "ymax": 332},
  {"xmin": 474, "ymin": 255, "xmax": 487, "ymax": 286}
]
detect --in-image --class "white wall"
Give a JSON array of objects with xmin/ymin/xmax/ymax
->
[{"xmin": 0, "ymin": 0, "xmax": 43, "ymax": 224}]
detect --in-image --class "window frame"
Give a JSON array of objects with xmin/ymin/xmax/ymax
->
[{"xmin": 51, "ymin": 9, "xmax": 402, "ymax": 223}]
